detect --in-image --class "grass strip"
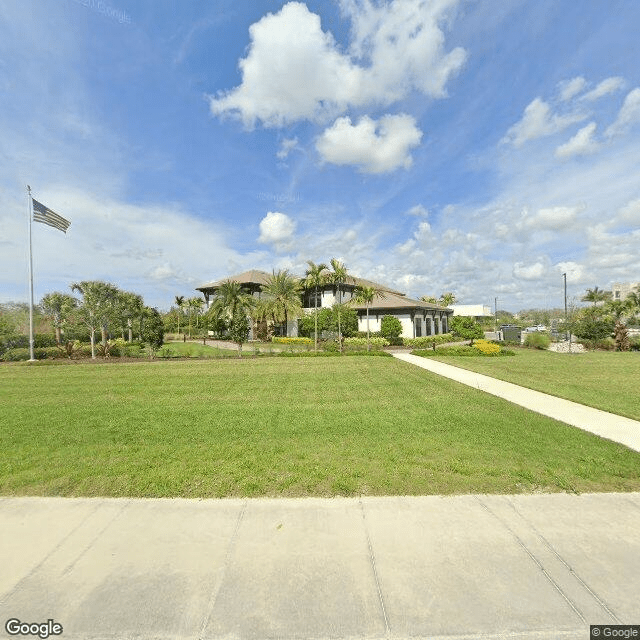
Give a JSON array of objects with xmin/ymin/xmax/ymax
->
[{"xmin": 1, "ymin": 357, "xmax": 639, "ymax": 498}]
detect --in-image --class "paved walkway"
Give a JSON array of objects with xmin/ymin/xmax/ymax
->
[
  {"xmin": 392, "ymin": 352, "xmax": 640, "ymax": 453},
  {"xmin": 1, "ymin": 493, "xmax": 639, "ymax": 639}
]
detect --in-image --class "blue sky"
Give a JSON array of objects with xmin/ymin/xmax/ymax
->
[{"xmin": 1, "ymin": 0, "xmax": 639, "ymax": 311}]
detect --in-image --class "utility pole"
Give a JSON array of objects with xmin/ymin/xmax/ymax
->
[
  {"xmin": 494, "ymin": 297, "xmax": 498, "ymax": 331},
  {"xmin": 563, "ymin": 272, "xmax": 572, "ymax": 351}
]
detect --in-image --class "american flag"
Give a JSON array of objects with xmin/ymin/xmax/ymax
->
[{"xmin": 32, "ymin": 199, "xmax": 71, "ymax": 233}]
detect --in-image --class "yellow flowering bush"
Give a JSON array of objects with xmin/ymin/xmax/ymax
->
[
  {"xmin": 473, "ymin": 339, "xmax": 501, "ymax": 356},
  {"xmin": 272, "ymin": 337, "xmax": 313, "ymax": 344}
]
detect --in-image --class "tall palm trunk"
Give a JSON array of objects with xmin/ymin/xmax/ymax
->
[{"xmin": 314, "ymin": 286, "xmax": 319, "ymax": 351}]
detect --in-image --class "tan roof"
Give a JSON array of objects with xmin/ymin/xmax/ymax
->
[
  {"xmin": 350, "ymin": 290, "xmax": 449, "ymax": 312},
  {"xmin": 197, "ymin": 269, "xmax": 273, "ymax": 291}
]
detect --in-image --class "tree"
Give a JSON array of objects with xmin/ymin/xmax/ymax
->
[
  {"xmin": 260, "ymin": 269, "xmax": 303, "ymax": 338},
  {"xmin": 40, "ymin": 292, "xmax": 78, "ymax": 344},
  {"xmin": 581, "ymin": 286, "xmax": 611, "ymax": 305},
  {"xmin": 140, "ymin": 307, "xmax": 164, "ymax": 357},
  {"xmin": 204, "ymin": 304, "xmax": 228, "ymax": 338},
  {"xmin": 626, "ymin": 287, "xmax": 640, "ymax": 325},
  {"xmin": 450, "ymin": 316, "xmax": 484, "ymax": 345},
  {"xmin": 420, "ymin": 295, "xmax": 438, "ymax": 304},
  {"xmin": 439, "ymin": 292, "xmax": 457, "ymax": 307},
  {"xmin": 351, "ymin": 285, "xmax": 386, "ymax": 351},
  {"xmin": 380, "ymin": 315, "xmax": 402, "ymax": 339},
  {"xmin": 329, "ymin": 258, "xmax": 348, "ymax": 351},
  {"xmin": 304, "ymin": 260, "xmax": 328, "ymax": 350},
  {"xmin": 71, "ymin": 281, "xmax": 120, "ymax": 359},
  {"xmin": 573, "ymin": 306, "xmax": 615, "ymax": 341},
  {"xmin": 210, "ymin": 280, "xmax": 256, "ymax": 341},
  {"xmin": 185, "ymin": 296, "xmax": 204, "ymax": 337},
  {"xmin": 115, "ymin": 291, "xmax": 143, "ymax": 342},
  {"xmin": 614, "ymin": 320, "xmax": 630, "ymax": 351},
  {"xmin": 229, "ymin": 306, "xmax": 249, "ymax": 357},
  {"xmin": 174, "ymin": 295, "xmax": 184, "ymax": 335}
]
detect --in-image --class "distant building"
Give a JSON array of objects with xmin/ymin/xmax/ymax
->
[
  {"xmin": 196, "ymin": 269, "xmax": 453, "ymax": 339},
  {"xmin": 612, "ymin": 282, "xmax": 639, "ymax": 301},
  {"xmin": 448, "ymin": 304, "xmax": 493, "ymax": 322}
]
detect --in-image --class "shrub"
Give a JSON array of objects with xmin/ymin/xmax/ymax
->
[
  {"xmin": 380, "ymin": 315, "xmax": 402, "ymax": 339},
  {"xmin": 412, "ymin": 345, "xmax": 515, "ymax": 357},
  {"xmin": 523, "ymin": 332, "xmax": 551, "ymax": 350},
  {"xmin": 473, "ymin": 339, "xmax": 501, "ymax": 355},
  {"xmin": 343, "ymin": 337, "xmax": 390, "ymax": 349},
  {"xmin": 1, "ymin": 346, "xmax": 64, "ymax": 361},
  {"xmin": 404, "ymin": 333, "xmax": 456, "ymax": 348},
  {"xmin": 272, "ymin": 337, "xmax": 313, "ymax": 344}
]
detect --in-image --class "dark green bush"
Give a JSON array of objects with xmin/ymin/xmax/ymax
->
[{"xmin": 380, "ymin": 315, "xmax": 402, "ymax": 339}]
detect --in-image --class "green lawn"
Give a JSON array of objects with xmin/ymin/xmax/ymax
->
[
  {"xmin": 426, "ymin": 348, "xmax": 640, "ymax": 421},
  {"xmin": 1, "ymin": 357, "xmax": 639, "ymax": 498}
]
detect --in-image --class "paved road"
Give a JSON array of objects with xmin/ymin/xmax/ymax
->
[
  {"xmin": 1, "ymin": 493, "xmax": 639, "ymax": 639},
  {"xmin": 392, "ymin": 352, "xmax": 640, "ymax": 453}
]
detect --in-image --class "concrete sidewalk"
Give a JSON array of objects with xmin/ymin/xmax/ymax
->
[
  {"xmin": 1, "ymin": 493, "xmax": 639, "ymax": 639},
  {"xmin": 392, "ymin": 352, "xmax": 640, "ymax": 453}
]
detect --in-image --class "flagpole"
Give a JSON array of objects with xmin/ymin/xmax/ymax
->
[{"xmin": 27, "ymin": 185, "xmax": 36, "ymax": 362}]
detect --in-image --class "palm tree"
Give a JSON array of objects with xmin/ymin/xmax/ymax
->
[
  {"xmin": 185, "ymin": 296, "xmax": 204, "ymax": 337},
  {"xmin": 211, "ymin": 280, "xmax": 256, "ymax": 344},
  {"xmin": 352, "ymin": 285, "xmax": 385, "ymax": 351},
  {"xmin": 260, "ymin": 270, "xmax": 303, "ymax": 338},
  {"xmin": 40, "ymin": 292, "xmax": 78, "ymax": 344},
  {"xmin": 420, "ymin": 295, "xmax": 438, "ymax": 304},
  {"xmin": 329, "ymin": 258, "xmax": 348, "ymax": 352},
  {"xmin": 625, "ymin": 286, "xmax": 640, "ymax": 321},
  {"xmin": 304, "ymin": 260, "xmax": 328, "ymax": 350},
  {"xmin": 582, "ymin": 286, "xmax": 611, "ymax": 305},
  {"xmin": 174, "ymin": 295, "xmax": 184, "ymax": 335},
  {"xmin": 71, "ymin": 280, "xmax": 120, "ymax": 358},
  {"xmin": 115, "ymin": 291, "xmax": 144, "ymax": 342},
  {"xmin": 439, "ymin": 292, "xmax": 457, "ymax": 307}
]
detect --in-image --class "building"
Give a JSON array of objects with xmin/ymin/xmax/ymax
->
[
  {"xmin": 448, "ymin": 304, "xmax": 493, "ymax": 322},
  {"xmin": 196, "ymin": 269, "xmax": 453, "ymax": 339},
  {"xmin": 612, "ymin": 282, "xmax": 639, "ymax": 301}
]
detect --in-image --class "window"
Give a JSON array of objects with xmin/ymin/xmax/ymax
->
[
  {"xmin": 415, "ymin": 317, "xmax": 422, "ymax": 337},
  {"xmin": 304, "ymin": 291, "xmax": 322, "ymax": 308}
]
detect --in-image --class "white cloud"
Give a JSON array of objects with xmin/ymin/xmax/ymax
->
[
  {"xmin": 276, "ymin": 137, "xmax": 300, "ymax": 159},
  {"xmin": 316, "ymin": 113, "xmax": 422, "ymax": 173},
  {"xmin": 617, "ymin": 198, "xmax": 640, "ymax": 225},
  {"xmin": 606, "ymin": 87, "xmax": 640, "ymax": 137},
  {"xmin": 209, "ymin": 0, "xmax": 465, "ymax": 127},
  {"xmin": 579, "ymin": 76, "xmax": 624, "ymax": 102},
  {"xmin": 406, "ymin": 204, "xmax": 429, "ymax": 217},
  {"xmin": 523, "ymin": 206, "xmax": 581, "ymax": 231},
  {"xmin": 513, "ymin": 261, "xmax": 546, "ymax": 280},
  {"xmin": 258, "ymin": 211, "xmax": 297, "ymax": 252},
  {"xmin": 502, "ymin": 98, "xmax": 586, "ymax": 147},
  {"xmin": 558, "ymin": 76, "xmax": 586, "ymax": 102},
  {"xmin": 555, "ymin": 261, "xmax": 585, "ymax": 284},
  {"xmin": 555, "ymin": 122, "xmax": 599, "ymax": 159}
]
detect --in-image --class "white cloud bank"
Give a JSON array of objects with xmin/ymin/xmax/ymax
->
[
  {"xmin": 209, "ymin": 0, "xmax": 465, "ymax": 127},
  {"xmin": 316, "ymin": 114, "xmax": 422, "ymax": 173}
]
